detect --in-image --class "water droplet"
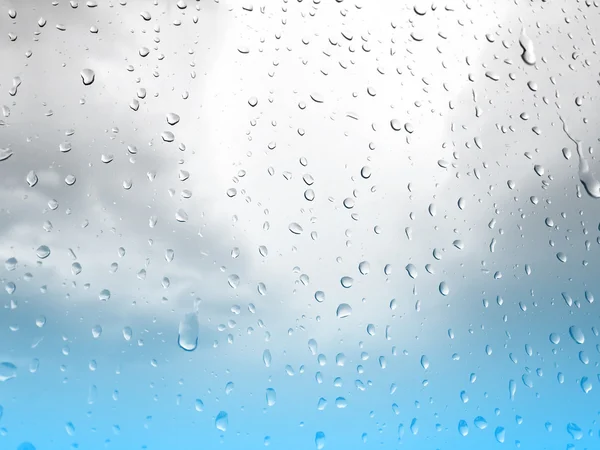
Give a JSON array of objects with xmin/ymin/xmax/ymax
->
[
  {"xmin": 36, "ymin": 245, "xmax": 50, "ymax": 259},
  {"xmin": 390, "ymin": 119, "xmax": 402, "ymax": 131},
  {"xmin": 420, "ymin": 355, "xmax": 429, "ymax": 370},
  {"xmin": 474, "ymin": 416, "xmax": 488, "ymax": 430},
  {"xmin": 0, "ymin": 148, "xmax": 13, "ymax": 161},
  {"xmin": 549, "ymin": 333, "xmax": 560, "ymax": 344},
  {"xmin": 519, "ymin": 28, "xmax": 537, "ymax": 65},
  {"xmin": 5, "ymin": 257, "xmax": 17, "ymax": 271},
  {"xmin": 178, "ymin": 312, "xmax": 199, "ymax": 352},
  {"xmin": 161, "ymin": 131, "xmax": 175, "ymax": 142},
  {"xmin": 494, "ymin": 426, "xmax": 505, "ymax": 443},
  {"xmin": 336, "ymin": 303, "xmax": 352, "ymax": 318},
  {"xmin": 99, "ymin": 289, "xmax": 111, "ymax": 301},
  {"xmin": 228, "ymin": 274, "xmax": 240, "ymax": 289},
  {"xmin": 581, "ymin": 376, "xmax": 592, "ymax": 393},
  {"xmin": 80, "ymin": 68, "xmax": 95, "ymax": 85},
  {"xmin": 175, "ymin": 209, "xmax": 188, "ymax": 222},
  {"xmin": 266, "ymin": 388, "xmax": 276, "ymax": 406},
  {"xmin": 215, "ymin": 411, "xmax": 228, "ymax": 432},
  {"xmin": 248, "ymin": 96, "xmax": 258, "ymax": 107},
  {"xmin": 458, "ymin": 420, "xmax": 468, "ymax": 436},
  {"xmin": 556, "ymin": 252, "xmax": 567, "ymax": 263},
  {"xmin": 315, "ymin": 431, "xmax": 326, "ymax": 449},
  {"xmin": 26, "ymin": 170, "xmax": 38, "ymax": 187},
  {"xmin": 439, "ymin": 281, "xmax": 449, "ymax": 296},
  {"xmin": 0, "ymin": 362, "xmax": 17, "ymax": 382},
  {"xmin": 310, "ymin": 93, "xmax": 324, "ymax": 103},
  {"xmin": 358, "ymin": 261, "xmax": 370, "ymax": 275},
  {"xmin": 289, "ymin": 222, "xmax": 303, "ymax": 234},
  {"xmin": 122, "ymin": 327, "xmax": 132, "ymax": 341},
  {"xmin": 257, "ymin": 282, "xmax": 267, "ymax": 296},
  {"xmin": 166, "ymin": 113, "xmax": 180, "ymax": 125},
  {"xmin": 91, "ymin": 325, "xmax": 102, "ymax": 339},
  {"xmin": 314, "ymin": 291, "xmax": 325, "ymax": 303},
  {"xmin": 567, "ymin": 423, "xmax": 583, "ymax": 440},
  {"xmin": 262, "ymin": 349, "xmax": 272, "ymax": 367},
  {"xmin": 340, "ymin": 276, "xmax": 354, "ymax": 288},
  {"xmin": 569, "ymin": 326, "xmax": 585, "ymax": 344}
]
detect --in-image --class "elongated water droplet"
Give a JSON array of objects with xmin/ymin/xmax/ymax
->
[
  {"xmin": 215, "ymin": 411, "xmax": 228, "ymax": 431},
  {"xmin": 266, "ymin": 388, "xmax": 276, "ymax": 406},
  {"xmin": 519, "ymin": 28, "xmax": 536, "ymax": 65},
  {"xmin": 458, "ymin": 420, "xmax": 468, "ymax": 436},
  {"xmin": 315, "ymin": 431, "xmax": 326, "ymax": 449},
  {"xmin": 289, "ymin": 222, "xmax": 303, "ymax": 234},
  {"xmin": 178, "ymin": 312, "xmax": 199, "ymax": 351},
  {"xmin": 569, "ymin": 325, "xmax": 585, "ymax": 344}
]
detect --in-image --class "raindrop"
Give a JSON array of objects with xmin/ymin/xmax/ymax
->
[
  {"xmin": 36, "ymin": 245, "xmax": 51, "ymax": 259},
  {"xmin": 340, "ymin": 276, "xmax": 354, "ymax": 288},
  {"xmin": 315, "ymin": 431, "xmax": 326, "ymax": 449},
  {"xmin": 26, "ymin": 170, "xmax": 38, "ymax": 187},
  {"xmin": 166, "ymin": 113, "xmax": 180, "ymax": 125},
  {"xmin": 266, "ymin": 388, "xmax": 276, "ymax": 406},
  {"xmin": 569, "ymin": 326, "xmax": 585, "ymax": 344},
  {"xmin": 439, "ymin": 281, "xmax": 450, "ymax": 296},
  {"xmin": 289, "ymin": 223, "xmax": 303, "ymax": 235},
  {"xmin": 215, "ymin": 411, "xmax": 228, "ymax": 432},
  {"xmin": 336, "ymin": 303, "xmax": 352, "ymax": 318},
  {"xmin": 178, "ymin": 312, "xmax": 199, "ymax": 352},
  {"xmin": 0, "ymin": 362, "xmax": 17, "ymax": 382},
  {"xmin": 80, "ymin": 69, "xmax": 95, "ymax": 85},
  {"xmin": 358, "ymin": 261, "xmax": 370, "ymax": 275}
]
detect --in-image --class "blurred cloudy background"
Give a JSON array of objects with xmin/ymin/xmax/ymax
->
[{"xmin": 1, "ymin": 0, "xmax": 600, "ymax": 448}]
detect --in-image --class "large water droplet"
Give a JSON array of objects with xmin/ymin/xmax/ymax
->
[
  {"xmin": 315, "ymin": 431, "xmax": 326, "ymax": 449},
  {"xmin": 266, "ymin": 388, "xmax": 276, "ymax": 406},
  {"xmin": 519, "ymin": 28, "xmax": 536, "ymax": 65},
  {"xmin": 458, "ymin": 420, "xmax": 468, "ymax": 436},
  {"xmin": 336, "ymin": 303, "xmax": 352, "ymax": 318},
  {"xmin": 178, "ymin": 312, "xmax": 199, "ymax": 351},
  {"xmin": 0, "ymin": 362, "xmax": 17, "ymax": 382},
  {"xmin": 340, "ymin": 276, "xmax": 354, "ymax": 288},
  {"xmin": 215, "ymin": 411, "xmax": 228, "ymax": 431},
  {"xmin": 289, "ymin": 222, "xmax": 303, "ymax": 234},
  {"xmin": 26, "ymin": 170, "xmax": 38, "ymax": 187},
  {"xmin": 80, "ymin": 68, "xmax": 95, "ymax": 85},
  {"xmin": 36, "ymin": 245, "xmax": 50, "ymax": 259},
  {"xmin": 439, "ymin": 281, "xmax": 449, "ymax": 296},
  {"xmin": 474, "ymin": 416, "xmax": 488, "ymax": 430},
  {"xmin": 569, "ymin": 326, "xmax": 585, "ymax": 344}
]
